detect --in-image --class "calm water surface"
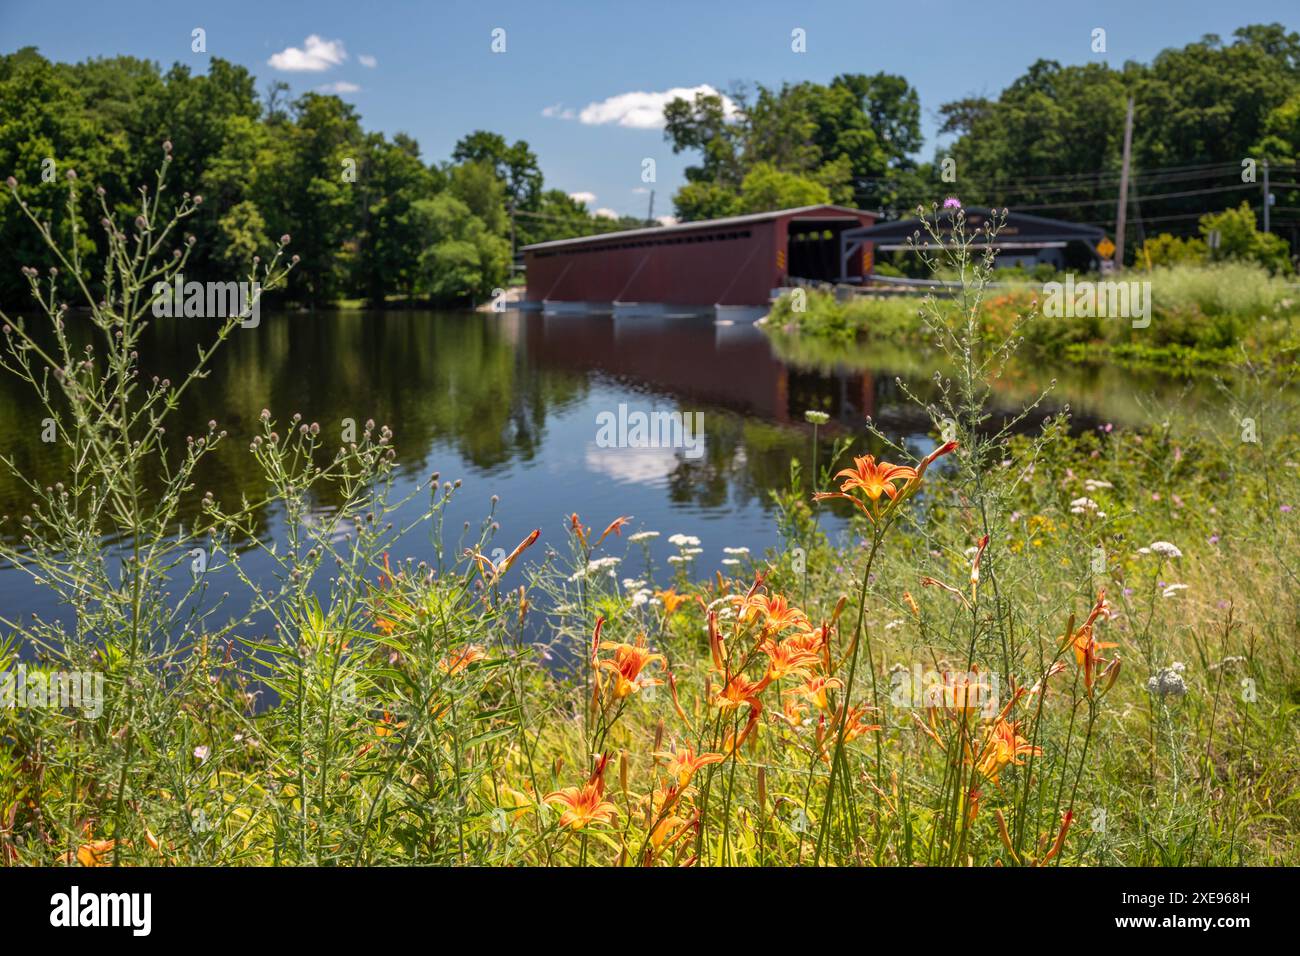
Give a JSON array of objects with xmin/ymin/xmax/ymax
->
[{"xmin": 0, "ymin": 309, "xmax": 1227, "ymax": 628}]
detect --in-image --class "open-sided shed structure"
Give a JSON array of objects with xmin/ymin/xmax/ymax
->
[{"xmin": 839, "ymin": 208, "xmax": 1108, "ymax": 278}]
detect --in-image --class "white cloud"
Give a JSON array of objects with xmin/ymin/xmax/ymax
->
[
  {"xmin": 568, "ymin": 191, "xmax": 597, "ymax": 205},
  {"xmin": 655, "ymin": 215, "xmax": 679, "ymax": 227},
  {"xmin": 317, "ymin": 81, "xmax": 360, "ymax": 94},
  {"xmin": 358, "ymin": 54, "xmax": 377, "ymax": 68},
  {"xmin": 568, "ymin": 84, "xmax": 737, "ymax": 130},
  {"xmin": 268, "ymin": 35, "xmax": 347, "ymax": 72},
  {"xmin": 632, "ymin": 186, "xmax": 650, "ymax": 195},
  {"xmin": 585, "ymin": 444, "xmax": 678, "ymax": 486},
  {"xmin": 594, "ymin": 208, "xmax": 620, "ymax": 220},
  {"xmin": 542, "ymin": 103, "xmax": 576, "ymax": 120}
]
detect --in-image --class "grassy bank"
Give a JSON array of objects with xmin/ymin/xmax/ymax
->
[
  {"xmin": 767, "ymin": 262, "xmax": 1300, "ymax": 373},
  {"xmin": 2, "ymin": 174, "xmax": 1298, "ymax": 868}
]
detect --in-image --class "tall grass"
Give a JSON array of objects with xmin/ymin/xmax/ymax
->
[{"xmin": 769, "ymin": 260, "xmax": 1300, "ymax": 370}]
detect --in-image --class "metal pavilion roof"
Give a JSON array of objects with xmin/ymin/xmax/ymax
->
[{"xmin": 841, "ymin": 207, "xmax": 1106, "ymax": 252}]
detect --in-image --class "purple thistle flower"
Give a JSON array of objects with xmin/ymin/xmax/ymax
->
[{"xmin": 942, "ymin": 197, "xmax": 961, "ymax": 209}]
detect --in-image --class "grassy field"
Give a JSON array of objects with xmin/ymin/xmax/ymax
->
[{"xmin": 2, "ymin": 184, "xmax": 1298, "ymax": 868}]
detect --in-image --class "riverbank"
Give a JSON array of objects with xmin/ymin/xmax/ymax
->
[{"xmin": 766, "ymin": 263, "xmax": 1300, "ymax": 373}]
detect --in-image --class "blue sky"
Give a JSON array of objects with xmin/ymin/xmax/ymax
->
[{"xmin": 3, "ymin": 0, "xmax": 1297, "ymax": 219}]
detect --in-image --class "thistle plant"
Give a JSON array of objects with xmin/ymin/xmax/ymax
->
[{"xmin": 0, "ymin": 148, "xmax": 295, "ymax": 863}]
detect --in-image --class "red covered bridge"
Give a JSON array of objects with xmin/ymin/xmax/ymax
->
[{"xmin": 522, "ymin": 204, "xmax": 875, "ymax": 315}]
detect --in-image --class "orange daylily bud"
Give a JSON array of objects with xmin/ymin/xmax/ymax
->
[
  {"xmin": 591, "ymin": 616, "xmax": 605, "ymax": 667},
  {"xmin": 499, "ymin": 528, "xmax": 540, "ymax": 575},
  {"xmin": 595, "ymin": 515, "xmax": 632, "ymax": 546},
  {"xmin": 668, "ymin": 673, "xmax": 688, "ymax": 722},
  {"xmin": 831, "ymin": 594, "xmax": 849, "ymax": 624}
]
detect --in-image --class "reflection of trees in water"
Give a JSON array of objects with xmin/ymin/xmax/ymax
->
[{"xmin": 0, "ymin": 311, "xmax": 588, "ymax": 545}]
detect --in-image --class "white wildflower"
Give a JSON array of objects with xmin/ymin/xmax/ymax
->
[
  {"xmin": 1147, "ymin": 662, "xmax": 1188, "ymax": 698},
  {"xmin": 1069, "ymin": 496, "xmax": 1105, "ymax": 517},
  {"xmin": 1149, "ymin": 541, "xmax": 1183, "ymax": 558}
]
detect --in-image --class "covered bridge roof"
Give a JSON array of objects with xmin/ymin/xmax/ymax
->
[{"xmin": 522, "ymin": 204, "xmax": 870, "ymax": 254}]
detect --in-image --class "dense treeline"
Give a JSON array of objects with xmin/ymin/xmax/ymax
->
[
  {"xmin": 6, "ymin": 24, "xmax": 1299, "ymax": 305},
  {"xmin": 0, "ymin": 48, "xmax": 643, "ymax": 306},
  {"xmin": 664, "ymin": 23, "xmax": 1300, "ymax": 259}
]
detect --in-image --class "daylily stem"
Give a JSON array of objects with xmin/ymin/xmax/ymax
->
[{"xmin": 813, "ymin": 529, "xmax": 883, "ymax": 865}]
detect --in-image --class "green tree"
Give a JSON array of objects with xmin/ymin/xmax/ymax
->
[
  {"xmin": 452, "ymin": 130, "xmax": 542, "ymax": 210},
  {"xmin": 1199, "ymin": 202, "xmax": 1292, "ymax": 273},
  {"xmin": 737, "ymin": 163, "xmax": 831, "ymax": 212},
  {"xmin": 448, "ymin": 159, "xmax": 508, "ymax": 235},
  {"xmin": 412, "ymin": 193, "xmax": 510, "ymax": 303},
  {"xmin": 1136, "ymin": 232, "xmax": 1208, "ymax": 268},
  {"xmin": 353, "ymin": 131, "xmax": 439, "ymax": 302}
]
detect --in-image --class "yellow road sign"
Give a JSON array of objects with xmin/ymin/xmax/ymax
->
[{"xmin": 1096, "ymin": 237, "xmax": 1116, "ymax": 259}]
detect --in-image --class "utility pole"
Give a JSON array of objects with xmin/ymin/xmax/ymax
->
[
  {"xmin": 508, "ymin": 200, "xmax": 518, "ymax": 278},
  {"xmin": 1114, "ymin": 95, "xmax": 1134, "ymax": 269},
  {"xmin": 646, "ymin": 189, "xmax": 655, "ymax": 226},
  {"xmin": 1263, "ymin": 159, "xmax": 1271, "ymax": 233}
]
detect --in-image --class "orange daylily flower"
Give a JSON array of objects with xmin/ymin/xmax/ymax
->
[
  {"xmin": 784, "ymin": 622, "xmax": 826, "ymax": 655},
  {"xmin": 655, "ymin": 588, "xmax": 690, "ymax": 616},
  {"xmin": 834, "ymin": 455, "xmax": 919, "ymax": 501},
  {"xmin": 599, "ymin": 633, "xmax": 666, "ymax": 699},
  {"xmin": 758, "ymin": 637, "xmax": 821, "ymax": 682},
  {"xmin": 1063, "ymin": 590, "xmax": 1118, "ymax": 697},
  {"xmin": 654, "ymin": 746, "xmax": 725, "ymax": 788},
  {"xmin": 441, "ymin": 645, "xmax": 487, "ymax": 675},
  {"xmin": 713, "ymin": 673, "xmax": 771, "ymax": 711},
  {"xmin": 545, "ymin": 754, "xmax": 618, "ymax": 831},
  {"xmin": 61, "ymin": 838, "xmax": 117, "ymax": 867},
  {"xmin": 813, "ymin": 443, "xmax": 958, "ymax": 519},
  {"xmin": 817, "ymin": 453, "xmax": 917, "ymax": 505},
  {"xmin": 971, "ymin": 718, "xmax": 1041, "ymax": 784},
  {"xmin": 831, "ymin": 703, "xmax": 881, "ymax": 748},
  {"xmin": 788, "ymin": 675, "xmax": 843, "ymax": 712},
  {"xmin": 741, "ymin": 593, "xmax": 807, "ymax": 632}
]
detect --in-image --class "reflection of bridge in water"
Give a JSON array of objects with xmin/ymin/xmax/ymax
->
[{"xmin": 517, "ymin": 312, "xmax": 877, "ymax": 425}]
